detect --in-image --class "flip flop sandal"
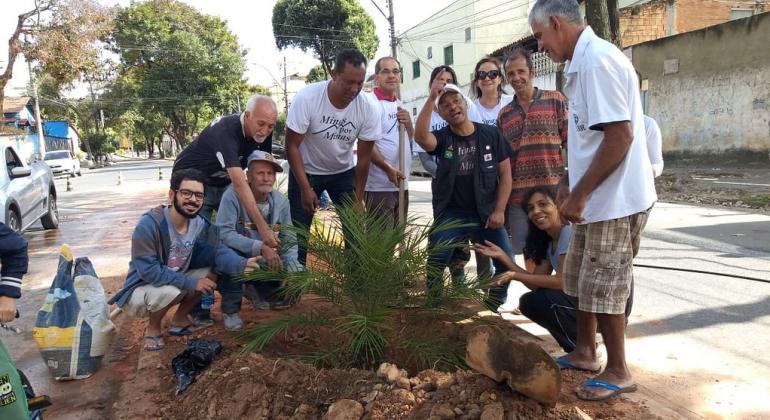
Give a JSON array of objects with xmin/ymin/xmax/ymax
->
[
  {"xmin": 168, "ymin": 325, "xmax": 195, "ymax": 336},
  {"xmin": 555, "ymin": 356, "xmax": 601, "ymax": 373},
  {"xmin": 143, "ymin": 335, "xmax": 165, "ymax": 351},
  {"xmin": 577, "ymin": 378, "xmax": 638, "ymax": 401}
]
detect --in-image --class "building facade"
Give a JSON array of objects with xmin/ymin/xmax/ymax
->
[{"xmin": 396, "ymin": 0, "xmax": 535, "ymax": 117}]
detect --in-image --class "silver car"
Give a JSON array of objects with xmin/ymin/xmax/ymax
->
[
  {"xmin": 44, "ymin": 150, "xmax": 82, "ymax": 176},
  {"xmin": 1, "ymin": 145, "xmax": 58, "ymax": 232}
]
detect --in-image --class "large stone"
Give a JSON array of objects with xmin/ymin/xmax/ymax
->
[
  {"xmin": 323, "ymin": 399, "xmax": 364, "ymax": 420},
  {"xmin": 430, "ymin": 403, "xmax": 457, "ymax": 419},
  {"xmin": 479, "ymin": 402, "xmax": 504, "ymax": 420},
  {"xmin": 465, "ymin": 326, "xmax": 561, "ymax": 406}
]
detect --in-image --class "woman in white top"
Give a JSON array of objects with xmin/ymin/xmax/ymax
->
[{"xmin": 470, "ymin": 56, "xmax": 513, "ymax": 127}]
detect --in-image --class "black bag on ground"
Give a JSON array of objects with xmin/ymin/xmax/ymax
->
[{"xmin": 172, "ymin": 339, "xmax": 222, "ymax": 395}]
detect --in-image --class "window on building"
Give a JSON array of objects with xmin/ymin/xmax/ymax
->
[
  {"xmin": 412, "ymin": 60, "xmax": 420, "ymax": 79},
  {"xmin": 730, "ymin": 8, "xmax": 754, "ymax": 20},
  {"xmin": 444, "ymin": 45, "xmax": 454, "ymax": 66},
  {"xmin": 427, "ymin": 46, "xmax": 432, "ymax": 59},
  {"xmin": 465, "ymin": 27, "xmax": 472, "ymax": 42}
]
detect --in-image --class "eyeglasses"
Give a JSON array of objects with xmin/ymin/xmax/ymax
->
[
  {"xmin": 176, "ymin": 189, "xmax": 205, "ymax": 200},
  {"xmin": 476, "ymin": 70, "xmax": 501, "ymax": 80},
  {"xmin": 379, "ymin": 69, "xmax": 401, "ymax": 76}
]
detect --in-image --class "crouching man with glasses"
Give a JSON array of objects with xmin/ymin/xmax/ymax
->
[{"xmin": 109, "ymin": 168, "xmax": 260, "ymax": 351}]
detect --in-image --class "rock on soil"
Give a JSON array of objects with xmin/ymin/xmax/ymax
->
[{"xmin": 324, "ymin": 399, "xmax": 364, "ymax": 420}]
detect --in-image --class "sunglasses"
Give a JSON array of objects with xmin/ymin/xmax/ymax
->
[{"xmin": 476, "ymin": 70, "xmax": 501, "ymax": 80}]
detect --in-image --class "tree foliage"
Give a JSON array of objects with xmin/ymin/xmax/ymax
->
[
  {"xmin": 272, "ymin": 0, "xmax": 378, "ymax": 77},
  {"xmin": 111, "ymin": 0, "xmax": 247, "ymax": 148},
  {"xmin": 1, "ymin": 0, "xmax": 113, "ymax": 121},
  {"xmin": 306, "ymin": 64, "xmax": 328, "ymax": 83}
]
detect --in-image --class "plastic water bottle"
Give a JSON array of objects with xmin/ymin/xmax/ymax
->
[{"xmin": 201, "ymin": 292, "xmax": 214, "ymax": 310}]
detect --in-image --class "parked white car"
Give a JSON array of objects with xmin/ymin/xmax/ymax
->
[
  {"xmin": 1, "ymin": 145, "xmax": 59, "ymax": 232},
  {"xmin": 44, "ymin": 150, "xmax": 81, "ymax": 176}
]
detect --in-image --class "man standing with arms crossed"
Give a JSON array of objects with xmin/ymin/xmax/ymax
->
[
  {"xmin": 285, "ymin": 49, "xmax": 381, "ymax": 265},
  {"xmin": 529, "ymin": 0, "xmax": 656, "ymax": 401}
]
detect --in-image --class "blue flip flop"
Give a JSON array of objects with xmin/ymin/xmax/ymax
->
[
  {"xmin": 555, "ymin": 356, "xmax": 600, "ymax": 372},
  {"xmin": 168, "ymin": 325, "xmax": 195, "ymax": 336},
  {"xmin": 577, "ymin": 378, "xmax": 638, "ymax": 401},
  {"xmin": 143, "ymin": 335, "xmax": 164, "ymax": 351}
]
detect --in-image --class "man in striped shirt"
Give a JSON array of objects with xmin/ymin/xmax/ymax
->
[{"xmin": 497, "ymin": 48, "xmax": 568, "ymax": 260}]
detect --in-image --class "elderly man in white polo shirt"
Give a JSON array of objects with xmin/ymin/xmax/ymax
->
[{"xmin": 529, "ymin": 0, "xmax": 657, "ymax": 402}]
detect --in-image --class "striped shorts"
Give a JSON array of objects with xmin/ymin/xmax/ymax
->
[{"xmin": 563, "ymin": 208, "xmax": 650, "ymax": 314}]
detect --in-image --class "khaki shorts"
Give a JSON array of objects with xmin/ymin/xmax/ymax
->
[
  {"xmin": 122, "ymin": 284, "xmax": 188, "ymax": 318},
  {"xmin": 563, "ymin": 208, "xmax": 650, "ymax": 314}
]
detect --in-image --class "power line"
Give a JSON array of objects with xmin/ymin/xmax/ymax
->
[{"xmin": 403, "ymin": 0, "xmax": 527, "ymax": 39}]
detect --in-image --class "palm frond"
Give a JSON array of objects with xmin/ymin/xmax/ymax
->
[{"xmin": 236, "ymin": 311, "xmax": 328, "ymax": 354}]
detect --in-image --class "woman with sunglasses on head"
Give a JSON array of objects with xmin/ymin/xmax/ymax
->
[{"xmin": 470, "ymin": 56, "xmax": 513, "ymax": 127}]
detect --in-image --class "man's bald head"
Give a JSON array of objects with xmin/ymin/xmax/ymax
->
[{"xmin": 243, "ymin": 95, "xmax": 277, "ymax": 143}]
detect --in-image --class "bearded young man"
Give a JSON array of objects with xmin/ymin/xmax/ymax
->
[{"xmin": 109, "ymin": 169, "xmax": 260, "ymax": 351}]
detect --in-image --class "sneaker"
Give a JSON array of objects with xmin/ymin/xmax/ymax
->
[
  {"xmin": 497, "ymin": 303, "xmax": 521, "ymax": 314},
  {"xmin": 252, "ymin": 300, "xmax": 271, "ymax": 311},
  {"xmin": 270, "ymin": 299, "xmax": 291, "ymax": 310},
  {"xmin": 223, "ymin": 313, "xmax": 244, "ymax": 331},
  {"xmin": 191, "ymin": 313, "xmax": 214, "ymax": 329}
]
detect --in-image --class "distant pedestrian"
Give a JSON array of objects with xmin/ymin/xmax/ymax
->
[
  {"xmin": 496, "ymin": 47, "xmax": 568, "ymax": 312},
  {"xmin": 172, "ymin": 94, "xmax": 279, "ymax": 327},
  {"xmin": 529, "ymin": 0, "xmax": 657, "ymax": 401},
  {"xmin": 285, "ymin": 49, "xmax": 381, "ymax": 265}
]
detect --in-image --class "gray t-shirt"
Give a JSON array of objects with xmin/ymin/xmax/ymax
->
[
  {"xmin": 548, "ymin": 224, "xmax": 572, "ymax": 271},
  {"xmin": 164, "ymin": 207, "xmax": 204, "ymax": 272}
]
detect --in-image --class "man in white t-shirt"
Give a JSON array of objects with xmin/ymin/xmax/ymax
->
[
  {"xmin": 530, "ymin": 0, "xmax": 657, "ymax": 402},
  {"xmin": 285, "ymin": 49, "xmax": 381, "ymax": 264},
  {"xmin": 365, "ymin": 56, "xmax": 414, "ymax": 224}
]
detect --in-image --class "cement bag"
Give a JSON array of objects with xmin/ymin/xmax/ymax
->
[{"xmin": 32, "ymin": 244, "xmax": 116, "ymax": 380}]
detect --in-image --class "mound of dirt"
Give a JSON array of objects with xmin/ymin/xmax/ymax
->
[{"xmin": 165, "ymin": 353, "xmax": 652, "ymax": 420}]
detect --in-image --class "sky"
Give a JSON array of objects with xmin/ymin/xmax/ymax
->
[{"xmin": 0, "ymin": 0, "xmax": 455, "ymax": 97}]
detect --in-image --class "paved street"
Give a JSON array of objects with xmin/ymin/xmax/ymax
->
[{"xmin": 3, "ymin": 159, "xmax": 769, "ymax": 419}]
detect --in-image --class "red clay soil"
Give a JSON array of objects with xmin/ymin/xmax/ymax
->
[{"xmin": 99, "ymin": 291, "xmax": 658, "ymax": 420}]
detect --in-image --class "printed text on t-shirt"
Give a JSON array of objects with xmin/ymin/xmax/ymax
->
[{"xmin": 312, "ymin": 116, "xmax": 358, "ymax": 143}]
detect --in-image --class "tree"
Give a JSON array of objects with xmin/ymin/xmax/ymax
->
[
  {"xmin": 306, "ymin": 64, "xmax": 328, "ymax": 83},
  {"xmin": 111, "ymin": 0, "xmax": 247, "ymax": 148},
  {"xmin": 585, "ymin": 0, "xmax": 622, "ymax": 47},
  {"xmin": 1, "ymin": 0, "xmax": 113, "ymax": 120},
  {"xmin": 272, "ymin": 0, "xmax": 378, "ymax": 77}
]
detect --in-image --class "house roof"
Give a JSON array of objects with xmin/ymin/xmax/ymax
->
[{"xmin": 2, "ymin": 96, "xmax": 32, "ymax": 114}]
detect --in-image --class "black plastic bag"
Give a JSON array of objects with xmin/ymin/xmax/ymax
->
[{"xmin": 172, "ymin": 339, "xmax": 223, "ymax": 395}]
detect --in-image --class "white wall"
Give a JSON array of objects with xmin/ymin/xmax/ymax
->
[{"xmin": 397, "ymin": 0, "xmax": 534, "ymax": 115}]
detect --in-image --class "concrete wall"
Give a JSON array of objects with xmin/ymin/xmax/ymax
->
[{"xmin": 632, "ymin": 12, "xmax": 770, "ymax": 154}]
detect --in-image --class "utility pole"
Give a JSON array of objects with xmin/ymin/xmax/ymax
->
[
  {"xmin": 585, "ymin": 0, "xmax": 622, "ymax": 46},
  {"xmin": 25, "ymin": 43, "xmax": 46, "ymax": 160},
  {"xmin": 387, "ymin": 0, "xmax": 407, "ymax": 224},
  {"xmin": 282, "ymin": 56, "xmax": 289, "ymax": 116}
]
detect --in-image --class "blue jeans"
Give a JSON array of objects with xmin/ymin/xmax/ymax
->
[
  {"xmin": 427, "ymin": 210, "xmax": 512, "ymax": 308},
  {"xmin": 199, "ymin": 184, "xmax": 228, "ymax": 222},
  {"xmin": 288, "ymin": 168, "xmax": 356, "ymax": 266}
]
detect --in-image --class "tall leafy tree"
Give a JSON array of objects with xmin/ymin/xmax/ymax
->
[
  {"xmin": 272, "ymin": 0, "xmax": 378, "ymax": 77},
  {"xmin": 1, "ymin": 0, "xmax": 113, "ymax": 122},
  {"xmin": 111, "ymin": 0, "xmax": 246, "ymax": 148}
]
